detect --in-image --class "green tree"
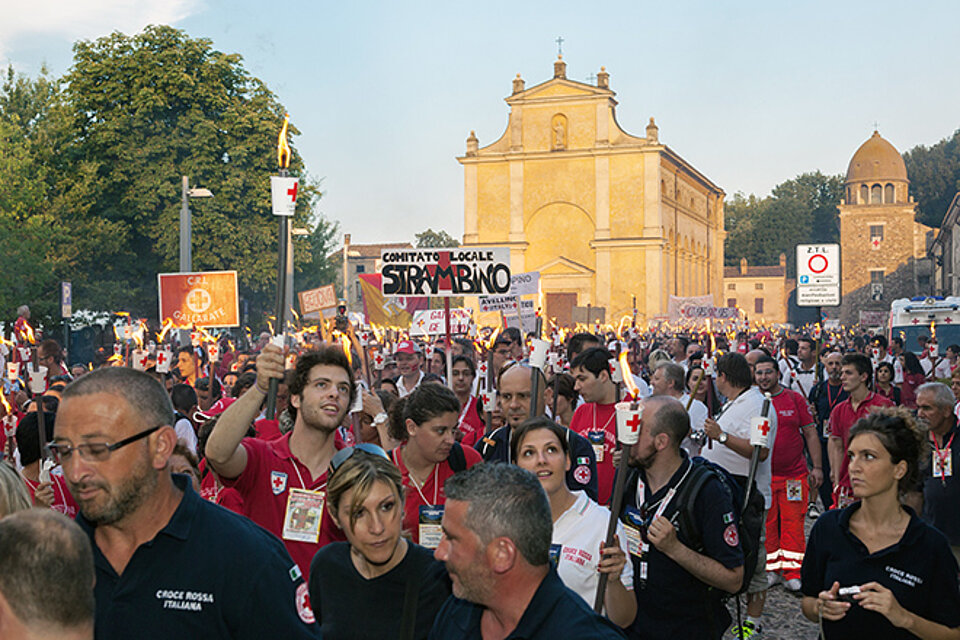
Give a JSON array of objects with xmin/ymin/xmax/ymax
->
[
  {"xmin": 415, "ymin": 228, "xmax": 460, "ymax": 248},
  {"xmin": 54, "ymin": 25, "xmax": 335, "ymax": 323},
  {"xmin": 903, "ymin": 130, "xmax": 960, "ymax": 227},
  {"xmin": 724, "ymin": 171, "xmax": 843, "ymax": 277}
]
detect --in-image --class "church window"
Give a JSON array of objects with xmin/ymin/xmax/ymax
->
[
  {"xmin": 870, "ymin": 225, "xmax": 884, "ymax": 241},
  {"xmin": 755, "ymin": 283, "xmax": 764, "ymax": 290},
  {"xmin": 754, "ymin": 298, "xmax": 764, "ymax": 314},
  {"xmin": 871, "ymin": 184, "xmax": 882, "ymax": 204},
  {"xmin": 885, "ymin": 183, "xmax": 895, "ymax": 203},
  {"xmin": 727, "ymin": 298, "xmax": 737, "ymax": 308},
  {"xmin": 356, "ymin": 264, "xmax": 365, "ymax": 273},
  {"xmin": 870, "ymin": 270, "xmax": 885, "ymax": 285},
  {"xmin": 847, "ymin": 187, "xmax": 852, "ymax": 203},
  {"xmin": 727, "ymin": 283, "xmax": 736, "ymax": 290},
  {"xmin": 860, "ymin": 185, "xmax": 869, "ymax": 204}
]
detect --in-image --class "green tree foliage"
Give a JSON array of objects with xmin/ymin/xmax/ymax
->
[
  {"xmin": 903, "ymin": 130, "xmax": 960, "ymax": 227},
  {"xmin": 415, "ymin": 228, "xmax": 460, "ymax": 248},
  {"xmin": 724, "ymin": 171, "xmax": 843, "ymax": 277},
  {"xmin": 0, "ymin": 26, "xmax": 339, "ymax": 329}
]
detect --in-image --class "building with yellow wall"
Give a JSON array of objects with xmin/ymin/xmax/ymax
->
[
  {"xmin": 723, "ymin": 255, "xmax": 793, "ymax": 325},
  {"xmin": 458, "ymin": 57, "xmax": 726, "ymax": 326}
]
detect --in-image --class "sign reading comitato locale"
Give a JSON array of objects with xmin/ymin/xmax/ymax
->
[
  {"xmin": 380, "ymin": 247, "xmax": 511, "ymax": 297},
  {"xmin": 157, "ymin": 271, "xmax": 240, "ymax": 328}
]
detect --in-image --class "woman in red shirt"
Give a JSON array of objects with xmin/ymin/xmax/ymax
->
[
  {"xmin": 449, "ymin": 356, "xmax": 485, "ymax": 448},
  {"xmin": 874, "ymin": 361, "xmax": 901, "ymax": 405},
  {"xmin": 387, "ymin": 383, "xmax": 482, "ymax": 548},
  {"xmin": 898, "ymin": 352, "xmax": 925, "ymax": 409}
]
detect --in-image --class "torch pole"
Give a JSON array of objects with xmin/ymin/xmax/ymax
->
[
  {"xmin": 266, "ymin": 167, "xmax": 290, "ymax": 420},
  {"xmin": 444, "ymin": 297, "xmax": 454, "ymax": 390},
  {"xmin": 529, "ymin": 316, "xmax": 544, "ymax": 418}
]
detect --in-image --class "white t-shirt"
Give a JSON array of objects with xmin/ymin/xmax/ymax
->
[
  {"xmin": 174, "ymin": 417, "xmax": 198, "ymax": 454},
  {"xmin": 676, "ymin": 392, "xmax": 709, "ymax": 457},
  {"xmin": 699, "ymin": 387, "xmax": 778, "ymax": 510},
  {"xmin": 397, "ymin": 370, "xmax": 425, "ymax": 397},
  {"xmin": 553, "ymin": 491, "xmax": 633, "ymax": 608}
]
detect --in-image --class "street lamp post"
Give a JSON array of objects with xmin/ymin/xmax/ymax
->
[{"xmin": 179, "ymin": 176, "xmax": 214, "ymax": 272}]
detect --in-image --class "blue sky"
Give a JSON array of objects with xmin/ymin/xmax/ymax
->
[{"xmin": 2, "ymin": 0, "xmax": 958, "ymax": 243}]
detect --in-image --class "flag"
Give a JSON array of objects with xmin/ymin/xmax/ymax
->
[{"xmin": 357, "ymin": 274, "xmax": 428, "ymax": 327}]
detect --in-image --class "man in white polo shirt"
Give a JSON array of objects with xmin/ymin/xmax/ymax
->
[
  {"xmin": 394, "ymin": 340, "xmax": 425, "ymax": 397},
  {"xmin": 702, "ymin": 352, "xmax": 777, "ymax": 639}
]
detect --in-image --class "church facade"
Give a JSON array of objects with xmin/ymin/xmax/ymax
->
[
  {"xmin": 837, "ymin": 131, "xmax": 934, "ymax": 325},
  {"xmin": 458, "ymin": 57, "xmax": 725, "ymax": 326}
]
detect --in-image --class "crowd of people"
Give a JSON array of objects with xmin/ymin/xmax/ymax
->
[{"xmin": 1, "ymin": 311, "xmax": 959, "ymax": 639}]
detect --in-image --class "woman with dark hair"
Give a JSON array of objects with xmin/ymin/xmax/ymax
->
[
  {"xmin": 512, "ymin": 417, "xmax": 636, "ymax": 628},
  {"xmin": 686, "ymin": 365, "xmax": 721, "ymax": 417},
  {"xmin": 545, "ymin": 372, "xmax": 578, "ymax": 427},
  {"xmin": 309, "ymin": 446, "xmax": 451, "ymax": 640},
  {"xmin": 899, "ymin": 352, "xmax": 925, "ymax": 409},
  {"xmin": 386, "ymin": 383, "xmax": 483, "ymax": 547},
  {"xmin": 801, "ymin": 407, "xmax": 960, "ymax": 639},
  {"xmin": 874, "ymin": 362, "xmax": 901, "ymax": 405}
]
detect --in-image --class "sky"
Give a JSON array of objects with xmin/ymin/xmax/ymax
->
[{"xmin": 2, "ymin": 0, "xmax": 959, "ymax": 244}]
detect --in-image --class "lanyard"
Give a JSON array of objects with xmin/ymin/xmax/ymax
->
[
  {"xmin": 592, "ymin": 404, "xmax": 616, "ymax": 433},
  {"xmin": 394, "ymin": 449, "xmax": 439, "ymax": 505},
  {"xmin": 289, "ymin": 460, "xmax": 326, "ymax": 493},
  {"xmin": 931, "ymin": 430, "xmax": 955, "ymax": 482},
  {"xmin": 825, "ymin": 383, "xmax": 843, "ymax": 411},
  {"xmin": 457, "ymin": 397, "xmax": 472, "ymax": 430}
]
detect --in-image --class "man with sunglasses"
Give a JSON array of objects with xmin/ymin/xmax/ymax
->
[
  {"xmin": 205, "ymin": 344, "xmax": 354, "ymax": 582},
  {"xmin": 620, "ymin": 396, "xmax": 744, "ymax": 639},
  {"xmin": 53, "ymin": 367, "xmax": 319, "ymax": 639}
]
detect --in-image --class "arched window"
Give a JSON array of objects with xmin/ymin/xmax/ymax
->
[
  {"xmin": 871, "ymin": 184, "xmax": 882, "ymax": 204},
  {"xmin": 885, "ymin": 183, "xmax": 895, "ymax": 203},
  {"xmin": 860, "ymin": 184, "xmax": 869, "ymax": 204},
  {"xmin": 847, "ymin": 187, "xmax": 852, "ymax": 203}
]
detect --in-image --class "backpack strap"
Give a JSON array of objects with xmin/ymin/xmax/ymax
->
[{"xmin": 672, "ymin": 462, "xmax": 715, "ymax": 552}]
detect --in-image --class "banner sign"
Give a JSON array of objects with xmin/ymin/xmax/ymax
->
[
  {"xmin": 478, "ymin": 296, "xmax": 536, "ymax": 313},
  {"xmin": 859, "ymin": 310, "xmax": 887, "ymax": 327},
  {"xmin": 158, "ymin": 271, "xmax": 240, "ymax": 328},
  {"xmin": 667, "ymin": 295, "xmax": 714, "ymax": 323},
  {"xmin": 510, "ymin": 271, "xmax": 540, "ymax": 296},
  {"xmin": 409, "ymin": 308, "xmax": 472, "ymax": 336},
  {"xmin": 298, "ymin": 284, "xmax": 337, "ymax": 316},
  {"xmin": 380, "ymin": 247, "xmax": 511, "ymax": 297},
  {"xmin": 678, "ymin": 305, "xmax": 739, "ymax": 320}
]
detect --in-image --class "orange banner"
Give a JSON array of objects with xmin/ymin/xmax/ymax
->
[{"xmin": 157, "ymin": 271, "xmax": 240, "ymax": 328}]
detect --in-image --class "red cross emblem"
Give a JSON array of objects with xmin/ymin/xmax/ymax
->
[
  {"xmin": 912, "ymin": 319, "xmax": 920, "ymax": 325},
  {"xmin": 478, "ymin": 361, "xmax": 488, "ymax": 376},
  {"xmin": 425, "ymin": 251, "xmax": 454, "ymax": 292},
  {"xmin": 287, "ymin": 182, "xmax": 298, "ymax": 202},
  {"xmin": 157, "ymin": 352, "xmax": 166, "ymax": 366},
  {"xmin": 625, "ymin": 413, "xmax": 642, "ymax": 434},
  {"xmin": 373, "ymin": 351, "xmax": 384, "ymax": 367},
  {"xmin": 273, "ymin": 476, "xmax": 283, "ymax": 489},
  {"xmin": 139, "ymin": 354, "xmax": 150, "ymax": 368},
  {"xmin": 871, "ymin": 237, "xmax": 881, "ymax": 248},
  {"xmin": 946, "ymin": 318, "xmax": 953, "ymax": 323},
  {"xmin": 757, "ymin": 419, "xmax": 771, "ymax": 437}
]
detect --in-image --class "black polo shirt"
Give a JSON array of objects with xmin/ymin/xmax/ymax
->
[
  {"xmin": 920, "ymin": 421, "xmax": 960, "ymax": 545},
  {"xmin": 620, "ymin": 457, "xmax": 743, "ymax": 640},
  {"xmin": 79, "ymin": 474, "xmax": 320, "ymax": 640},
  {"xmin": 808, "ymin": 380, "xmax": 847, "ymax": 436},
  {"xmin": 801, "ymin": 503, "xmax": 960, "ymax": 639},
  {"xmin": 428, "ymin": 563, "xmax": 625, "ymax": 639},
  {"xmin": 475, "ymin": 425, "xmax": 599, "ymax": 502}
]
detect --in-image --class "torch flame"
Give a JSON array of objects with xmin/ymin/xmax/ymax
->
[
  {"xmin": 618, "ymin": 350, "xmax": 639, "ymax": 400},
  {"xmin": 0, "ymin": 392, "xmax": 11, "ymax": 415},
  {"xmin": 930, "ymin": 320, "xmax": 936, "ymax": 341},
  {"xmin": 338, "ymin": 333, "xmax": 352, "ymax": 367},
  {"xmin": 277, "ymin": 113, "xmax": 291, "ymax": 170},
  {"xmin": 485, "ymin": 325, "xmax": 502, "ymax": 350},
  {"xmin": 22, "ymin": 321, "xmax": 36, "ymax": 345},
  {"xmin": 156, "ymin": 318, "xmax": 175, "ymax": 343}
]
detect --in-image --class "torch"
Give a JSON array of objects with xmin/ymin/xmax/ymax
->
[
  {"xmin": 266, "ymin": 114, "xmax": 298, "ymax": 419},
  {"xmin": 594, "ymin": 353, "xmax": 641, "ymax": 612}
]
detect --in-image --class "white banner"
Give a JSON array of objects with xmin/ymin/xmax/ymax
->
[
  {"xmin": 380, "ymin": 247, "xmax": 511, "ymax": 297},
  {"xmin": 409, "ymin": 308, "xmax": 472, "ymax": 336},
  {"xmin": 510, "ymin": 271, "xmax": 540, "ymax": 296}
]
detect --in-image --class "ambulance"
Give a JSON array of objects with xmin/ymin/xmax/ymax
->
[{"xmin": 888, "ymin": 296, "xmax": 960, "ymax": 356}]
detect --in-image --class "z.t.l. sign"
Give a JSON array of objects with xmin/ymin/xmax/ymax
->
[{"xmin": 796, "ymin": 244, "xmax": 840, "ymax": 307}]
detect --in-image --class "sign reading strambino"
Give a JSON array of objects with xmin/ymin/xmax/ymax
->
[
  {"xmin": 157, "ymin": 271, "xmax": 240, "ymax": 328},
  {"xmin": 380, "ymin": 247, "xmax": 511, "ymax": 297}
]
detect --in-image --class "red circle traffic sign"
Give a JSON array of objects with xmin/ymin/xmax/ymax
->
[{"xmin": 808, "ymin": 254, "xmax": 828, "ymax": 274}]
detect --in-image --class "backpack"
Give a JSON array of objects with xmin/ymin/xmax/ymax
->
[
  {"xmin": 447, "ymin": 442, "xmax": 467, "ymax": 472},
  {"xmin": 670, "ymin": 456, "xmax": 765, "ymax": 597}
]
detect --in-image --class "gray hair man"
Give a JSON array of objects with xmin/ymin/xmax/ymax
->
[
  {"xmin": 650, "ymin": 362, "xmax": 708, "ymax": 455},
  {"xmin": 431, "ymin": 463, "xmax": 625, "ymax": 638},
  {"xmin": 0, "ymin": 509, "xmax": 94, "ymax": 640}
]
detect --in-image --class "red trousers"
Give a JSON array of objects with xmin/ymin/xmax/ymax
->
[{"xmin": 765, "ymin": 473, "xmax": 808, "ymax": 580}]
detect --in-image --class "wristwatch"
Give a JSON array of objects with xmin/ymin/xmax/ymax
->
[
  {"xmin": 372, "ymin": 412, "xmax": 388, "ymax": 426},
  {"xmin": 717, "ymin": 431, "xmax": 729, "ymax": 444}
]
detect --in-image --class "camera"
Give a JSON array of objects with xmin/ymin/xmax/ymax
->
[{"xmin": 837, "ymin": 585, "xmax": 861, "ymax": 603}]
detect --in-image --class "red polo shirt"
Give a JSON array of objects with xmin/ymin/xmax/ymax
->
[
  {"xmin": 219, "ymin": 432, "xmax": 346, "ymax": 580},
  {"xmin": 770, "ymin": 388, "xmax": 815, "ymax": 478},
  {"xmin": 457, "ymin": 396, "xmax": 486, "ymax": 449},
  {"xmin": 24, "ymin": 473, "xmax": 78, "ymax": 518},
  {"xmin": 569, "ymin": 402, "xmax": 618, "ymax": 505},
  {"xmin": 829, "ymin": 392, "xmax": 893, "ymax": 493},
  {"xmin": 391, "ymin": 444, "xmax": 483, "ymax": 545}
]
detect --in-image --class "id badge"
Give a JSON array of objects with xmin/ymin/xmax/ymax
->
[
  {"xmin": 622, "ymin": 507, "xmax": 647, "ymax": 558},
  {"xmin": 282, "ymin": 488, "xmax": 325, "ymax": 543},
  {"xmin": 786, "ymin": 478, "xmax": 803, "ymax": 502},
  {"xmin": 418, "ymin": 505, "xmax": 444, "ymax": 549},
  {"xmin": 588, "ymin": 431, "xmax": 605, "ymax": 463},
  {"xmin": 933, "ymin": 452, "xmax": 953, "ymax": 478},
  {"xmin": 549, "ymin": 543, "xmax": 562, "ymax": 566}
]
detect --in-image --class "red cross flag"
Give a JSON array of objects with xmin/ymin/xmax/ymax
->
[
  {"xmin": 372, "ymin": 350, "xmax": 385, "ymax": 370},
  {"xmin": 615, "ymin": 401, "xmax": 643, "ymax": 446},
  {"xmin": 608, "ymin": 358, "xmax": 623, "ymax": 384},
  {"xmin": 270, "ymin": 176, "xmax": 299, "ymax": 216},
  {"xmin": 132, "ymin": 350, "xmax": 149, "ymax": 371},
  {"xmin": 6, "ymin": 362, "xmax": 19, "ymax": 381},
  {"xmin": 207, "ymin": 344, "xmax": 220, "ymax": 363},
  {"xmin": 478, "ymin": 360, "xmax": 489, "ymax": 378},
  {"xmin": 190, "ymin": 331, "xmax": 200, "ymax": 347},
  {"xmin": 750, "ymin": 416, "xmax": 772, "ymax": 447},
  {"xmin": 156, "ymin": 350, "xmax": 173, "ymax": 374},
  {"xmin": 481, "ymin": 390, "xmax": 498, "ymax": 413}
]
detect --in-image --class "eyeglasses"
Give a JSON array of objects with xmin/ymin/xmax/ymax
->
[
  {"xmin": 330, "ymin": 443, "xmax": 389, "ymax": 473},
  {"xmin": 46, "ymin": 425, "xmax": 162, "ymax": 464}
]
